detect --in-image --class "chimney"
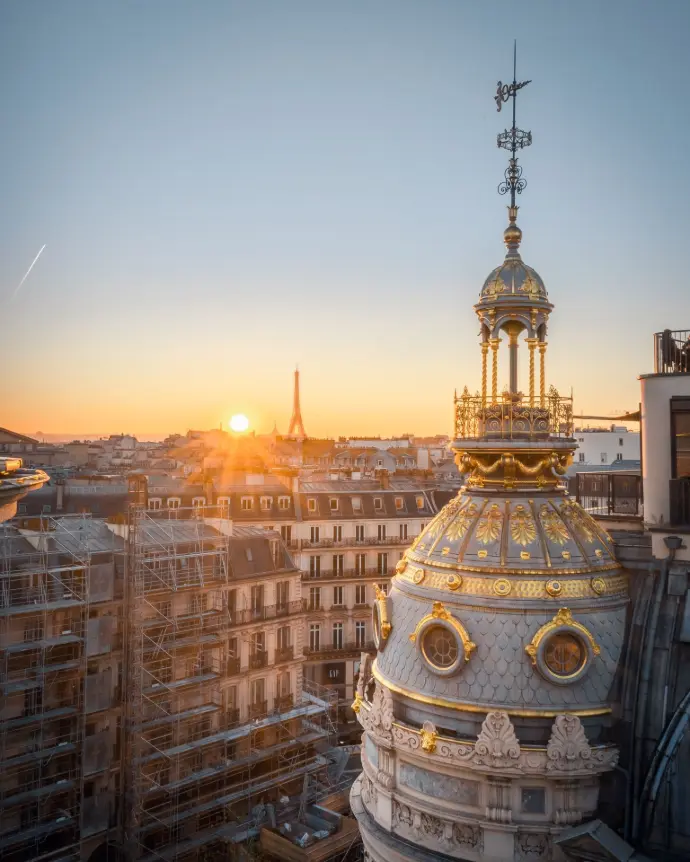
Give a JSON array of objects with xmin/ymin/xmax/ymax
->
[
  {"xmin": 203, "ymin": 476, "xmax": 215, "ymax": 507},
  {"xmin": 380, "ymin": 471, "xmax": 390, "ymax": 490}
]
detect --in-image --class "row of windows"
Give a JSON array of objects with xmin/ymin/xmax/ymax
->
[
  {"xmin": 308, "ymin": 621, "xmax": 369, "ymax": 650},
  {"xmin": 307, "ymin": 582, "xmax": 387, "ymax": 608},
  {"xmin": 304, "ymin": 523, "xmax": 412, "ymax": 542},
  {"xmin": 308, "ymin": 553, "xmax": 392, "ymax": 576},
  {"xmin": 243, "ymin": 672, "xmax": 293, "ymax": 706},
  {"xmin": 237, "ymin": 495, "xmax": 428, "ymax": 513},
  {"xmin": 576, "ymin": 437, "xmax": 626, "ymax": 446},
  {"xmin": 577, "ymin": 453, "xmax": 625, "ymax": 463}
]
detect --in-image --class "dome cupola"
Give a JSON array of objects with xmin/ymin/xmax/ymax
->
[{"xmin": 351, "ymin": 47, "xmax": 628, "ymax": 862}]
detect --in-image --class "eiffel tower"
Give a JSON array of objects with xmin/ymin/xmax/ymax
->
[{"xmin": 287, "ymin": 367, "xmax": 307, "ymax": 439}]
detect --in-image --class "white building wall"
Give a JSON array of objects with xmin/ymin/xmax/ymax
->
[
  {"xmin": 641, "ymin": 374, "xmax": 690, "ymax": 528},
  {"xmin": 573, "ymin": 428, "xmax": 640, "ymax": 466}
]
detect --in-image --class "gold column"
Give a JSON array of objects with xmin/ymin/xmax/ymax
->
[
  {"xmin": 539, "ymin": 342, "xmax": 547, "ymax": 407},
  {"xmin": 481, "ymin": 342, "xmax": 489, "ymax": 407},
  {"xmin": 527, "ymin": 338, "xmax": 537, "ymax": 407},
  {"xmin": 491, "ymin": 339, "xmax": 500, "ymax": 403}
]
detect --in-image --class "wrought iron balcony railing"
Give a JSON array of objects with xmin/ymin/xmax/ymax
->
[
  {"xmin": 453, "ymin": 387, "xmax": 574, "ymax": 439},
  {"xmin": 249, "ymin": 652, "xmax": 268, "ymax": 670},
  {"xmin": 228, "ymin": 599, "xmax": 303, "ymax": 626},
  {"xmin": 302, "ymin": 567, "xmax": 395, "ymax": 581},
  {"xmin": 573, "ymin": 472, "xmax": 642, "ymax": 518},
  {"xmin": 249, "ymin": 700, "xmax": 267, "ymax": 719},
  {"xmin": 654, "ymin": 329, "xmax": 690, "ymax": 374},
  {"xmin": 226, "ymin": 658, "xmax": 241, "ymax": 676},
  {"xmin": 275, "ymin": 693, "xmax": 294, "ymax": 711},
  {"xmin": 303, "ymin": 639, "xmax": 375, "ymax": 657},
  {"xmin": 274, "ymin": 645, "xmax": 294, "ymax": 663}
]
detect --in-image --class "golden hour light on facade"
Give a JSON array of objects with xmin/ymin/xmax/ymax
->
[{"xmin": 229, "ymin": 413, "xmax": 250, "ymax": 432}]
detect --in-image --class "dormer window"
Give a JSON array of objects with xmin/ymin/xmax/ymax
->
[
  {"xmin": 329, "ymin": 498, "xmax": 339, "ymax": 512},
  {"xmin": 377, "ymin": 459, "xmax": 384, "ymax": 467},
  {"xmin": 374, "ymin": 497, "xmax": 383, "ymax": 512},
  {"xmin": 260, "ymin": 496, "xmax": 272, "ymax": 511},
  {"xmin": 192, "ymin": 497, "xmax": 205, "ymax": 509},
  {"xmin": 278, "ymin": 496, "xmax": 290, "ymax": 510},
  {"xmin": 307, "ymin": 498, "xmax": 317, "ymax": 513},
  {"xmin": 394, "ymin": 496, "xmax": 404, "ymax": 511},
  {"xmin": 352, "ymin": 496, "xmax": 362, "ymax": 513},
  {"xmin": 241, "ymin": 497, "xmax": 253, "ymax": 511},
  {"xmin": 416, "ymin": 495, "xmax": 425, "ymax": 510}
]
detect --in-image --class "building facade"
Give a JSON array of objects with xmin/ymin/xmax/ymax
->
[
  {"xmin": 572, "ymin": 427, "xmax": 640, "ymax": 467},
  {"xmin": 0, "ymin": 510, "xmax": 338, "ymax": 862}
]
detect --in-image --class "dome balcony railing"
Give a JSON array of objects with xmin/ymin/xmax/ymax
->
[{"xmin": 454, "ymin": 387, "xmax": 573, "ymax": 440}]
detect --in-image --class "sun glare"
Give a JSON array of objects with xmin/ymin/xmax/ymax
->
[{"xmin": 229, "ymin": 413, "xmax": 250, "ymax": 433}]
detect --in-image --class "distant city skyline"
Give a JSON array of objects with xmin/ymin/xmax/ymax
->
[{"xmin": 4, "ymin": 1, "xmax": 690, "ymax": 437}]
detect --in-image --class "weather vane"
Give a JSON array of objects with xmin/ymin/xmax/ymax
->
[{"xmin": 495, "ymin": 41, "xmax": 532, "ymax": 209}]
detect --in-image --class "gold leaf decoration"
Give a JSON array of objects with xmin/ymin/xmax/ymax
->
[
  {"xmin": 559, "ymin": 501, "xmax": 596, "ymax": 543},
  {"xmin": 475, "ymin": 504, "xmax": 503, "ymax": 545},
  {"xmin": 510, "ymin": 505, "xmax": 537, "ymax": 546},
  {"xmin": 444, "ymin": 503, "xmax": 479, "ymax": 541},
  {"xmin": 425, "ymin": 496, "xmax": 464, "ymax": 538},
  {"xmin": 540, "ymin": 505, "xmax": 570, "ymax": 546}
]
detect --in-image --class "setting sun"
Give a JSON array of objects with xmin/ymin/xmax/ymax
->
[{"xmin": 229, "ymin": 413, "xmax": 249, "ymax": 432}]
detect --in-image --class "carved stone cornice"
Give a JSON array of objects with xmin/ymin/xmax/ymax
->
[
  {"xmin": 546, "ymin": 713, "xmax": 617, "ymax": 772},
  {"xmin": 392, "ymin": 800, "xmax": 483, "ymax": 855},
  {"xmin": 364, "ymin": 708, "xmax": 620, "ymax": 778},
  {"xmin": 358, "ymin": 681, "xmax": 395, "ymax": 746}
]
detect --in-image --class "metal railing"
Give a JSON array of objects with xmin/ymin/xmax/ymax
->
[
  {"xmin": 654, "ymin": 329, "xmax": 690, "ymax": 374},
  {"xmin": 226, "ymin": 658, "xmax": 241, "ymax": 676},
  {"xmin": 670, "ymin": 478, "xmax": 690, "ymax": 527},
  {"xmin": 303, "ymin": 640, "xmax": 375, "ymax": 657},
  {"xmin": 274, "ymin": 645, "xmax": 294, "ymax": 663},
  {"xmin": 228, "ymin": 599, "xmax": 303, "ymax": 626},
  {"xmin": 302, "ymin": 567, "xmax": 395, "ymax": 581},
  {"xmin": 249, "ymin": 652, "xmax": 268, "ymax": 670},
  {"xmin": 299, "ymin": 536, "xmax": 415, "ymax": 549},
  {"xmin": 249, "ymin": 700, "xmax": 267, "ymax": 719},
  {"xmin": 275, "ymin": 693, "xmax": 294, "ymax": 711},
  {"xmin": 454, "ymin": 386, "xmax": 574, "ymax": 439},
  {"xmin": 573, "ymin": 472, "xmax": 642, "ymax": 517}
]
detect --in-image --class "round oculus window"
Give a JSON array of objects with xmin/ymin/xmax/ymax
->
[
  {"xmin": 421, "ymin": 624, "xmax": 459, "ymax": 670},
  {"xmin": 543, "ymin": 632, "xmax": 585, "ymax": 677}
]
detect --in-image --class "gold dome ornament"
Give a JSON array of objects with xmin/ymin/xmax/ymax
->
[
  {"xmin": 493, "ymin": 578, "xmax": 512, "ymax": 596},
  {"xmin": 591, "ymin": 577, "xmax": 606, "ymax": 595}
]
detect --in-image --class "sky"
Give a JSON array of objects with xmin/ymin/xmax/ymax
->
[{"xmin": 2, "ymin": 1, "xmax": 690, "ymax": 440}]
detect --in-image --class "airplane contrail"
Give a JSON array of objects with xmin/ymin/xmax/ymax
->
[{"xmin": 12, "ymin": 244, "xmax": 46, "ymax": 299}]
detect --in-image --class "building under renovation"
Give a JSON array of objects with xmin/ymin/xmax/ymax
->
[{"xmin": 1, "ymin": 505, "xmax": 360, "ymax": 862}]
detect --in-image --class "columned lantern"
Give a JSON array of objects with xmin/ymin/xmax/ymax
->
[{"xmin": 351, "ymin": 48, "xmax": 628, "ymax": 862}]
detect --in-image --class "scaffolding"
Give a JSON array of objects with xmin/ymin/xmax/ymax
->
[
  {"xmin": 0, "ymin": 515, "xmax": 92, "ymax": 862},
  {"xmin": 125, "ymin": 507, "xmax": 338, "ymax": 862}
]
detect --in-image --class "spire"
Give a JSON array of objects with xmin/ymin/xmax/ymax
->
[
  {"xmin": 287, "ymin": 367, "xmax": 307, "ymax": 439},
  {"xmin": 495, "ymin": 41, "xmax": 532, "ymax": 247}
]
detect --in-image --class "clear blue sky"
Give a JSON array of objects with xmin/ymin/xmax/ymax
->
[{"xmin": 2, "ymin": 1, "xmax": 689, "ymax": 438}]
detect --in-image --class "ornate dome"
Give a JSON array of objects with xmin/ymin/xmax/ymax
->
[
  {"xmin": 480, "ymin": 256, "xmax": 547, "ymax": 302},
  {"xmin": 370, "ymin": 486, "xmax": 627, "ymax": 721},
  {"xmin": 477, "ymin": 221, "xmax": 549, "ymax": 307}
]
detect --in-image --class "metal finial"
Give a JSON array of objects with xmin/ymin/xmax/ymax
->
[{"xmin": 495, "ymin": 41, "xmax": 532, "ymax": 211}]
